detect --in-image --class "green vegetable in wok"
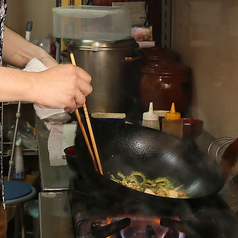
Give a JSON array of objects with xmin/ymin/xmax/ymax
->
[{"xmin": 110, "ymin": 171, "xmax": 189, "ymax": 198}]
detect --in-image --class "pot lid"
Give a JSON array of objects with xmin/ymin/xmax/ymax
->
[{"xmin": 67, "ymin": 37, "xmax": 138, "ymax": 50}]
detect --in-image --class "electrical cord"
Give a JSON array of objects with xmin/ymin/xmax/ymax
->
[{"xmin": 144, "ymin": 0, "xmax": 149, "ymax": 26}]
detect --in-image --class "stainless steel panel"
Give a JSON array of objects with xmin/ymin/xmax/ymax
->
[
  {"xmin": 36, "ymin": 116, "xmax": 74, "ymax": 191},
  {"xmin": 39, "ymin": 191, "xmax": 74, "ymax": 238}
]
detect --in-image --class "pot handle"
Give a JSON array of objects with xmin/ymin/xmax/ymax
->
[
  {"xmin": 219, "ymin": 138, "xmax": 238, "ymax": 178},
  {"xmin": 125, "ymin": 55, "xmax": 141, "ymax": 62}
]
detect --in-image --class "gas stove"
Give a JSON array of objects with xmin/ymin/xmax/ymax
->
[{"xmin": 69, "ymin": 176, "xmax": 238, "ymax": 238}]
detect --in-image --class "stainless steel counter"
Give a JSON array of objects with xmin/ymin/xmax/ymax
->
[
  {"xmin": 39, "ymin": 191, "xmax": 74, "ymax": 238},
  {"xmin": 36, "ymin": 116, "xmax": 74, "ymax": 191},
  {"xmin": 36, "ymin": 116, "xmax": 74, "ymax": 238},
  {"xmin": 36, "ymin": 115, "xmax": 238, "ymax": 238}
]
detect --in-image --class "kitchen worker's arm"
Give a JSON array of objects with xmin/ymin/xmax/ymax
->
[
  {"xmin": 3, "ymin": 27, "xmax": 57, "ymax": 68},
  {"xmin": 0, "ymin": 26, "xmax": 92, "ymax": 112}
]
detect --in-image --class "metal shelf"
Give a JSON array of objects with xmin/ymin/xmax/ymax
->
[
  {"xmin": 3, "ymin": 102, "xmax": 38, "ymax": 158},
  {"xmin": 3, "ymin": 142, "xmax": 38, "ymax": 158}
]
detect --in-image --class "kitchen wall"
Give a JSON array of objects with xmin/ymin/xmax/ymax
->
[
  {"xmin": 172, "ymin": 0, "xmax": 238, "ymax": 139},
  {"xmin": 5, "ymin": 0, "xmax": 55, "ymax": 40},
  {"xmin": 6, "ymin": 0, "xmax": 238, "ymax": 139}
]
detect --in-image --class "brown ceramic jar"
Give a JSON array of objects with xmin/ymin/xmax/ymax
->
[{"xmin": 138, "ymin": 47, "xmax": 191, "ymax": 114}]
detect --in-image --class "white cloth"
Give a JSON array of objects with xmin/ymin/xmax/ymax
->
[
  {"xmin": 24, "ymin": 58, "xmax": 74, "ymax": 166},
  {"xmin": 45, "ymin": 122, "xmax": 77, "ymax": 166},
  {"xmin": 23, "ymin": 58, "xmax": 65, "ymax": 119}
]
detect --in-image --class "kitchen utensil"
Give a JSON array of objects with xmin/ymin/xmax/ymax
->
[
  {"xmin": 67, "ymin": 37, "xmax": 139, "ymax": 114},
  {"xmin": 52, "ymin": 5, "xmax": 132, "ymax": 41},
  {"xmin": 71, "ymin": 118, "xmax": 233, "ymax": 215},
  {"xmin": 70, "ymin": 53, "xmax": 103, "ymax": 175},
  {"xmin": 208, "ymin": 137, "xmax": 235, "ymax": 164},
  {"xmin": 74, "ymin": 109, "xmax": 98, "ymax": 171}
]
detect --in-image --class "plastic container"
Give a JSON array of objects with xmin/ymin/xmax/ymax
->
[
  {"xmin": 13, "ymin": 139, "xmax": 24, "ymax": 180},
  {"xmin": 162, "ymin": 103, "xmax": 183, "ymax": 138},
  {"xmin": 5, "ymin": 120, "xmax": 38, "ymax": 151},
  {"xmin": 142, "ymin": 102, "xmax": 160, "ymax": 130},
  {"xmin": 52, "ymin": 5, "xmax": 132, "ymax": 41}
]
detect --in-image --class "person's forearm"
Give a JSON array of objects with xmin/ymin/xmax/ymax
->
[
  {"xmin": 0, "ymin": 64, "xmax": 92, "ymax": 110},
  {"xmin": 0, "ymin": 66, "xmax": 35, "ymax": 102},
  {"xmin": 3, "ymin": 26, "xmax": 55, "ymax": 68},
  {"xmin": 0, "ymin": 26, "xmax": 92, "ymax": 111}
]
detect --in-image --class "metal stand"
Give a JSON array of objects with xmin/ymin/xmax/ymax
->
[{"xmin": 7, "ymin": 101, "xmax": 21, "ymax": 181}]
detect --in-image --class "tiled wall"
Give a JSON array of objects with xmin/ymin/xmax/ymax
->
[{"xmin": 172, "ymin": 0, "xmax": 238, "ymax": 139}]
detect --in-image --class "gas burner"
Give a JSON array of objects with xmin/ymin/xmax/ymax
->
[{"xmin": 69, "ymin": 177, "xmax": 238, "ymax": 238}]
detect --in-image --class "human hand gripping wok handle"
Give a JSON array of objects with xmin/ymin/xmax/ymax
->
[{"xmin": 32, "ymin": 64, "xmax": 92, "ymax": 113}]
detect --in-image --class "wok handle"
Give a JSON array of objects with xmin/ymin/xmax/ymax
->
[{"xmin": 219, "ymin": 138, "xmax": 238, "ymax": 178}]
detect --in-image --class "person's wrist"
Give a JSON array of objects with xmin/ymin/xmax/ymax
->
[
  {"xmin": 22, "ymin": 72, "xmax": 40, "ymax": 104},
  {"xmin": 35, "ymin": 47, "xmax": 58, "ymax": 68},
  {"xmin": 39, "ymin": 56, "xmax": 58, "ymax": 68}
]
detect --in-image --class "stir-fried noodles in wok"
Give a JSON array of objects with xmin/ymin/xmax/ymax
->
[{"xmin": 110, "ymin": 171, "xmax": 189, "ymax": 198}]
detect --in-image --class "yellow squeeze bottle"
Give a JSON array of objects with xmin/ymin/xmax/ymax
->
[{"xmin": 162, "ymin": 103, "xmax": 183, "ymax": 138}]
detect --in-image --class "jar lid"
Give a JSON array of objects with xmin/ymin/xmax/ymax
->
[{"xmin": 140, "ymin": 47, "xmax": 179, "ymax": 62}]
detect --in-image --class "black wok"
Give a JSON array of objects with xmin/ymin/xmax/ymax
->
[{"xmin": 73, "ymin": 118, "xmax": 226, "ymax": 215}]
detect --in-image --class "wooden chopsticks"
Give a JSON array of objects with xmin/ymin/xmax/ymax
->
[{"xmin": 70, "ymin": 52, "xmax": 103, "ymax": 175}]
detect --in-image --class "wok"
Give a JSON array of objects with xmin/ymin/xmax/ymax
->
[{"xmin": 73, "ymin": 118, "xmax": 226, "ymax": 215}]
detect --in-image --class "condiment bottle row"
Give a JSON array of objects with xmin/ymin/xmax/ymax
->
[{"xmin": 141, "ymin": 102, "xmax": 183, "ymax": 138}]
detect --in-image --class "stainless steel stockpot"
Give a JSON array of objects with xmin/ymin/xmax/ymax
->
[{"xmin": 68, "ymin": 37, "xmax": 139, "ymax": 114}]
